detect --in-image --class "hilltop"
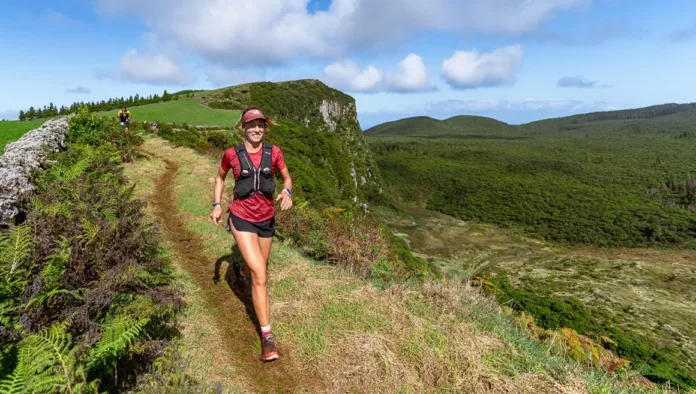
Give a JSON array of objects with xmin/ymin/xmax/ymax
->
[{"xmin": 365, "ymin": 102, "xmax": 696, "ymax": 138}]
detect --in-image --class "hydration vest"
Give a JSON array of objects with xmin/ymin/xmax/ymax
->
[{"xmin": 233, "ymin": 142, "xmax": 276, "ymax": 199}]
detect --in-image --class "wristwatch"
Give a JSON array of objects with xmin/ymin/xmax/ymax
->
[
  {"xmin": 212, "ymin": 202, "xmax": 221, "ymax": 207},
  {"xmin": 281, "ymin": 189, "xmax": 292, "ymax": 197}
]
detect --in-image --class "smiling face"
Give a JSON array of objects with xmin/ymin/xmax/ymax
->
[{"xmin": 243, "ymin": 119, "xmax": 267, "ymax": 143}]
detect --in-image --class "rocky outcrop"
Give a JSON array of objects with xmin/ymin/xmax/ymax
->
[{"xmin": 0, "ymin": 117, "xmax": 69, "ymax": 226}]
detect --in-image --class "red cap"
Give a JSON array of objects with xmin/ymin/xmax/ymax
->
[{"xmin": 241, "ymin": 108, "xmax": 267, "ymax": 125}]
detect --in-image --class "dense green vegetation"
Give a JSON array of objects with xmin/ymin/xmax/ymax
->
[
  {"xmin": 0, "ymin": 109, "xmax": 183, "ymax": 392},
  {"xmin": 0, "ymin": 119, "xmax": 46, "ymax": 153},
  {"xmin": 367, "ymin": 110, "xmax": 696, "ymax": 248},
  {"xmin": 205, "ymin": 79, "xmax": 353, "ymax": 131},
  {"xmin": 97, "ymin": 99, "xmax": 241, "ymax": 126},
  {"xmin": 367, "ymin": 105, "xmax": 696, "ymax": 390}
]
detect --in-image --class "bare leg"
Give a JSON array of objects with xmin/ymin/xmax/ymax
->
[
  {"xmin": 231, "ymin": 227, "xmax": 270, "ymax": 327},
  {"xmin": 258, "ymin": 236, "xmax": 273, "ymax": 321}
]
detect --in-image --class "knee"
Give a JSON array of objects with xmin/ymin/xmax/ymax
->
[{"xmin": 250, "ymin": 267, "xmax": 267, "ymax": 287}]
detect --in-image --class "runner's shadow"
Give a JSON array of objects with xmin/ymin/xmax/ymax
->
[{"xmin": 213, "ymin": 245, "xmax": 261, "ymax": 336}]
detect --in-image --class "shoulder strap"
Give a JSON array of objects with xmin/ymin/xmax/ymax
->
[{"xmin": 235, "ymin": 143, "xmax": 246, "ymax": 153}]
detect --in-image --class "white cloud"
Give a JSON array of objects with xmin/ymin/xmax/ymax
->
[
  {"xmin": 95, "ymin": 0, "xmax": 583, "ymax": 69},
  {"xmin": 323, "ymin": 61, "xmax": 384, "ymax": 93},
  {"xmin": 388, "ymin": 54, "xmax": 437, "ymax": 93},
  {"xmin": 66, "ymin": 86, "xmax": 91, "ymax": 94},
  {"xmin": 323, "ymin": 53, "xmax": 436, "ymax": 93},
  {"xmin": 441, "ymin": 45, "xmax": 524, "ymax": 89},
  {"xmin": 95, "ymin": 49, "xmax": 195, "ymax": 85}
]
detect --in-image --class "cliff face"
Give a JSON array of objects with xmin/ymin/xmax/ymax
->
[{"xmin": 204, "ymin": 79, "xmax": 385, "ymax": 207}]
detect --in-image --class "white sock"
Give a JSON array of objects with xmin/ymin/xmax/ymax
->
[{"xmin": 261, "ymin": 324, "xmax": 271, "ymax": 334}]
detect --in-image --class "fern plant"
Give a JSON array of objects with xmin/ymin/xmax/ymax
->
[
  {"xmin": 87, "ymin": 315, "xmax": 150, "ymax": 374},
  {"xmin": 0, "ymin": 322, "xmax": 99, "ymax": 394},
  {"xmin": 25, "ymin": 237, "xmax": 81, "ymax": 311},
  {"xmin": 0, "ymin": 224, "xmax": 34, "ymax": 328}
]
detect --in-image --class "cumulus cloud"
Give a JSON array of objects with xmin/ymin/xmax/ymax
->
[
  {"xmin": 388, "ymin": 54, "xmax": 437, "ymax": 93},
  {"xmin": 95, "ymin": 49, "xmax": 195, "ymax": 85},
  {"xmin": 323, "ymin": 53, "xmax": 436, "ymax": 93},
  {"xmin": 66, "ymin": 86, "xmax": 91, "ymax": 94},
  {"xmin": 323, "ymin": 61, "xmax": 384, "ymax": 93},
  {"xmin": 95, "ymin": 0, "xmax": 582, "ymax": 68},
  {"xmin": 441, "ymin": 45, "xmax": 524, "ymax": 89}
]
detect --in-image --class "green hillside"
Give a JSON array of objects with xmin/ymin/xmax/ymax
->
[
  {"xmin": 97, "ymin": 99, "xmax": 240, "ymax": 126},
  {"xmin": 201, "ymin": 79, "xmax": 387, "ymax": 205},
  {"xmin": 366, "ymin": 102, "xmax": 696, "ymax": 138},
  {"xmin": 367, "ymin": 103, "xmax": 696, "ymax": 389},
  {"xmin": 0, "ymin": 119, "xmax": 46, "ymax": 153}
]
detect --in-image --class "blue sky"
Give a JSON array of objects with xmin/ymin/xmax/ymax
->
[{"xmin": 1, "ymin": 0, "xmax": 695, "ymax": 129}]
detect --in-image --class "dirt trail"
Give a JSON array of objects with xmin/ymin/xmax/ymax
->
[{"xmin": 149, "ymin": 154, "xmax": 319, "ymax": 393}]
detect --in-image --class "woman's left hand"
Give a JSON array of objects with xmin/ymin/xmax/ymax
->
[{"xmin": 276, "ymin": 192, "xmax": 293, "ymax": 211}]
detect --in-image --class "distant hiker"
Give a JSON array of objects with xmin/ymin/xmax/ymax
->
[
  {"xmin": 210, "ymin": 107, "xmax": 293, "ymax": 362},
  {"xmin": 117, "ymin": 106, "xmax": 131, "ymax": 131},
  {"xmin": 151, "ymin": 121, "xmax": 158, "ymax": 131}
]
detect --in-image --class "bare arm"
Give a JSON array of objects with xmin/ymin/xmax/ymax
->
[
  {"xmin": 210, "ymin": 166, "xmax": 228, "ymax": 225},
  {"xmin": 275, "ymin": 167, "xmax": 293, "ymax": 211}
]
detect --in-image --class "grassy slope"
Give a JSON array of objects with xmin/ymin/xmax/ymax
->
[
  {"xmin": 97, "ymin": 99, "xmax": 241, "ymax": 126},
  {"xmin": 122, "ymin": 136, "xmax": 658, "ymax": 394},
  {"xmin": 0, "ymin": 119, "xmax": 45, "ymax": 152}
]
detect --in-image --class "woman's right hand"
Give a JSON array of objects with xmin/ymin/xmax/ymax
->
[{"xmin": 210, "ymin": 205, "xmax": 223, "ymax": 225}]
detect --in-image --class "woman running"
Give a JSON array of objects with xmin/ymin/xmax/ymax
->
[{"xmin": 210, "ymin": 107, "xmax": 293, "ymax": 362}]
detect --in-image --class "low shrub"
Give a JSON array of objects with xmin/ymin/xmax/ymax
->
[{"xmin": 0, "ymin": 108, "xmax": 183, "ymax": 393}]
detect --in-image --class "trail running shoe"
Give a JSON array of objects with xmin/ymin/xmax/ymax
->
[{"xmin": 261, "ymin": 333, "xmax": 279, "ymax": 362}]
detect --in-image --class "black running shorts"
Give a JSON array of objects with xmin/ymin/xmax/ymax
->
[{"xmin": 227, "ymin": 213, "xmax": 275, "ymax": 238}]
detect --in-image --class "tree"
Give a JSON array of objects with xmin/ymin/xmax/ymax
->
[{"xmin": 18, "ymin": 110, "xmax": 25, "ymax": 121}]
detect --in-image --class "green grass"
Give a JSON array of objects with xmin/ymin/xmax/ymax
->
[
  {"xmin": 98, "ymin": 99, "xmax": 240, "ymax": 126},
  {"xmin": 0, "ymin": 119, "xmax": 46, "ymax": 153}
]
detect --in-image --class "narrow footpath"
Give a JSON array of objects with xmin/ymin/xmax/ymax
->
[{"xmin": 147, "ymin": 152, "xmax": 319, "ymax": 393}]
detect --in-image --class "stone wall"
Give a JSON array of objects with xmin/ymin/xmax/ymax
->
[{"xmin": 0, "ymin": 117, "xmax": 69, "ymax": 226}]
